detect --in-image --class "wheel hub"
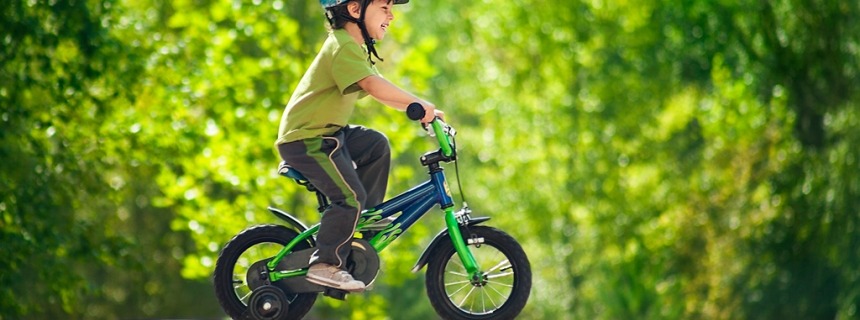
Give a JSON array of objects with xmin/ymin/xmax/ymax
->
[
  {"xmin": 470, "ymin": 273, "xmax": 489, "ymax": 287},
  {"xmin": 246, "ymin": 260, "xmax": 272, "ymax": 291}
]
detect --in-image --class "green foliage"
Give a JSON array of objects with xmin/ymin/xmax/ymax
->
[{"xmin": 2, "ymin": 0, "xmax": 859, "ymax": 319}]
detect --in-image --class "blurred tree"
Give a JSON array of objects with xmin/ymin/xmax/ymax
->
[
  {"xmin": 1, "ymin": 0, "xmax": 218, "ymax": 318},
  {"xmin": 407, "ymin": 0, "xmax": 860, "ymax": 319},
  {"xmin": 2, "ymin": 0, "xmax": 858, "ymax": 319}
]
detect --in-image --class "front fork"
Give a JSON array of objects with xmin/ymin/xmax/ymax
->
[{"xmin": 444, "ymin": 206, "xmax": 483, "ymax": 282}]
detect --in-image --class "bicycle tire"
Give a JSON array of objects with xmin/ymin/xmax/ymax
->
[
  {"xmin": 214, "ymin": 225, "xmax": 317, "ymax": 320},
  {"xmin": 425, "ymin": 226, "xmax": 532, "ymax": 319},
  {"xmin": 425, "ymin": 226, "xmax": 531, "ymax": 320}
]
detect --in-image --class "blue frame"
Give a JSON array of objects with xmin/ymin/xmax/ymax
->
[
  {"xmin": 266, "ymin": 170, "xmax": 455, "ymax": 280},
  {"xmin": 361, "ymin": 170, "xmax": 454, "ymax": 251}
]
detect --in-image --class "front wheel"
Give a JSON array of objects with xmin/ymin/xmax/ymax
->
[
  {"xmin": 213, "ymin": 225, "xmax": 317, "ymax": 320},
  {"xmin": 425, "ymin": 226, "xmax": 531, "ymax": 320}
]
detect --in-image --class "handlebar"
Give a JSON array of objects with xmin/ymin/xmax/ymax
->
[{"xmin": 406, "ymin": 103, "xmax": 455, "ymax": 158}]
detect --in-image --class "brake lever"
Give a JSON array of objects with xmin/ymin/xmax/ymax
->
[
  {"xmin": 422, "ymin": 122, "xmax": 435, "ymax": 137},
  {"xmin": 442, "ymin": 121, "xmax": 456, "ymax": 137},
  {"xmin": 434, "ymin": 118, "xmax": 455, "ymax": 137},
  {"xmin": 423, "ymin": 119, "xmax": 456, "ymax": 138}
]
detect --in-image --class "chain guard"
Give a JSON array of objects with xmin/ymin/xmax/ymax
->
[{"xmin": 345, "ymin": 239, "xmax": 380, "ymax": 286}]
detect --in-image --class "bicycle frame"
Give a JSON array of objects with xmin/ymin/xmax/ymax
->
[{"xmin": 266, "ymin": 120, "xmax": 481, "ymax": 284}]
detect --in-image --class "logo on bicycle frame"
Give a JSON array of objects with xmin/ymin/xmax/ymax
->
[
  {"xmin": 357, "ymin": 209, "xmax": 382, "ymax": 226},
  {"xmin": 373, "ymin": 223, "xmax": 403, "ymax": 249}
]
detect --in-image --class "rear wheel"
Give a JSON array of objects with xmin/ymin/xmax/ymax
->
[
  {"xmin": 425, "ymin": 226, "xmax": 531, "ymax": 319},
  {"xmin": 214, "ymin": 225, "xmax": 317, "ymax": 319}
]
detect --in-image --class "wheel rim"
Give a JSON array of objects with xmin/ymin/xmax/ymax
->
[
  {"xmin": 231, "ymin": 241, "xmax": 291, "ymax": 306},
  {"xmin": 443, "ymin": 243, "xmax": 515, "ymax": 315}
]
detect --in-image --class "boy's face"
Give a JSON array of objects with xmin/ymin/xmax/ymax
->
[{"xmin": 350, "ymin": 0, "xmax": 395, "ymax": 40}]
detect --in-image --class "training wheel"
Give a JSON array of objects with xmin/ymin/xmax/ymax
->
[{"xmin": 248, "ymin": 285, "xmax": 290, "ymax": 320}]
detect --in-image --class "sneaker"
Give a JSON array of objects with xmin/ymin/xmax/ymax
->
[{"xmin": 306, "ymin": 263, "xmax": 366, "ymax": 292}]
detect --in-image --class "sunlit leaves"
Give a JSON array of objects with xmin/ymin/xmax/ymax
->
[{"xmin": 3, "ymin": 0, "xmax": 859, "ymax": 318}]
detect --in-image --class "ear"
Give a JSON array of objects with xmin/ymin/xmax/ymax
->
[{"xmin": 347, "ymin": 1, "xmax": 361, "ymax": 19}]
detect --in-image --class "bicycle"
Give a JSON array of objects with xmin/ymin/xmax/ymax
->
[{"xmin": 213, "ymin": 103, "xmax": 532, "ymax": 320}]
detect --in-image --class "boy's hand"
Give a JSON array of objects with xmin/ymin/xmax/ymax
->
[
  {"xmin": 433, "ymin": 109, "xmax": 445, "ymax": 121},
  {"xmin": 421, "ymin": 102, "xmax": 437, "ymax": 123}
]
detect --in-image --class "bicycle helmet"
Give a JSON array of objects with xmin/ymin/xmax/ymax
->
[
  {"xmin": 320, "ymin": 0, "xmax": 408, "ymax": 9},
  {"xmin": 320, "ymin": 0, "xmax": 409, "ymax": 64}
]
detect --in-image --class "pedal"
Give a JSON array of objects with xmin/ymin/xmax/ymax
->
[{"xmin": 323, "ymin": 288, "xmax": 348, "ymax": 300}]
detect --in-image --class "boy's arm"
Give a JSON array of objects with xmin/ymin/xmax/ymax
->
[{"xmin": 358, "ymin": 75, "xmax": 438, "ymax": 122}]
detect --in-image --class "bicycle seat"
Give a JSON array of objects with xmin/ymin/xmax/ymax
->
[
  {"xmin": 278, "ymin": 162, "xmax": 329, "ymax": 212},
  {"xmin": 278, "ymin": 161, "xmax": 308, "ymax": 182}
]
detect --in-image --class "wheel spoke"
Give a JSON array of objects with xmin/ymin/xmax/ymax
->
[
  {"xmin": 457, "ymin": 285, "xmax": 478, "ymax": 308},
  {"xmin": 449, "ymin": 256, "xmax": 465, "ymax": 270},
  {"xmin": 444, "ymin": 279, "xmax": 472, "ymax": 286},
  {"xmin": 486, "ymin": 281, "xmax": 508, "ymax": 300},
  {"xmin": 485, "ymin": 286, "xmax": 499, "ymax": 307},
  {"xmin": 452, "ymin": 263, "xmax": 509, "ymax": 314},
  {"xmin": 481, "ymin": 287, "xmax": 490, "ymax": 313},
  {"xmin": 484, "ymin": 259, "xmax": 511, "ymax": 274},
  {"xmin": 478, "ymin": 287, "xmax": 484, "ymax": 313},
  {"xmin": 486, "ymin": 271, "xmax": 514, "ymax": 280},
  {"xmin": 486, "ymin": 280, "xmax": 514, "ymax": 288},
  {"xmin": 447, "ymin": 282, "xmax": 472, "ymax": 298},
  {"xmin": 239, "ymin": 290, "xmax": 253, "ymax": 303},
  {"xmin": 446, "ymin": 270, "xmax": 469, "ymax": 277}
]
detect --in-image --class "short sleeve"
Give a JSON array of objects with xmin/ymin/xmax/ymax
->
[{"xmin": 332, "ymin": 42, "xmax": 377, "ymax": 95}]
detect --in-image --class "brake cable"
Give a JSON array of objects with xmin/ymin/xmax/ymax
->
[{"xmin": 426, "ymin": 119, "xmax": 469, "ymax": 209}]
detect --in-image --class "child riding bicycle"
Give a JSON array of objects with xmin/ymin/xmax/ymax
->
[{"xmin": 275, "ymin": 0, "xmax": 442, "ymax": 292}]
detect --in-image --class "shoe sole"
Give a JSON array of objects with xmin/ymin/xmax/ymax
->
[{"xmin": 306, "ymin": 274, "xmax": 366, "ymax": 292}]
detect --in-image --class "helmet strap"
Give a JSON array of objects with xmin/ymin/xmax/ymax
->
[
  {"xmin": 357, "ymin": 0, "xmax": 384, "ymax": 64},
  {"xmin": 327, "ymin": 0, "xmax": 383, "ymax": 64}
]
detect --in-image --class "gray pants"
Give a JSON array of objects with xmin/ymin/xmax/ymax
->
[{"xmin": 277, "ymin": 125, "xmax": 390, "ymax": 268}]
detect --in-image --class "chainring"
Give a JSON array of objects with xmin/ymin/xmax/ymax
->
[{"xmin": 346, "ymin": 239, "xmax": 380, "ymax": 286}]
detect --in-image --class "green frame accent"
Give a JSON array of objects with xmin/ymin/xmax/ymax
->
[
  {"xmin": 267, "ymin": 225, "xmax": 319, "ymax": 271},
  {"xmin": 443, "ymin": 207, "xmax": 480, "ymax": 276},
  {"xmin": 270, "ymin": 268, "xmax": 308, "ymax": 282},
  {"xmin": 431, "ymin": 121, "xmax": 454, "ymax": 157},
  {"xmin": 369, "ymin": 223, "xmax": 403, "ymax": 251}
]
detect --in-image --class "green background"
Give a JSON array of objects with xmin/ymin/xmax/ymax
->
[{"xmin": 2, "ymin": 0, "xmax": 858, "ymax": 319}]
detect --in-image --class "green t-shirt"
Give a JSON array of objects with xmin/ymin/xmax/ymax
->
[{"xmin": 275, "ymin": 29, "xmax": 378, "ymax": 145}]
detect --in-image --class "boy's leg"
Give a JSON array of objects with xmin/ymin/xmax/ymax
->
[
  {"xmin": 342, "ymin": 125, "xmax": 391, "ymax": 208},
  {"xmin": 277, "ymin": 134, "xmax": 367, "ymax": 291}
]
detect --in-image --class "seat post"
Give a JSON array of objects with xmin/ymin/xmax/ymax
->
[
  {"xmin": 277, "ymin": 162, "xmax": 330, "ymax": 213},
  {"xmin": 315, "ymin": 191, "xmax": 329, "ymax": 213}
]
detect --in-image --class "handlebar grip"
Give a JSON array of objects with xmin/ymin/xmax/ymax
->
[{"xmin": 406, "ymin": 102, "xmax": 426, "ymax": 121}]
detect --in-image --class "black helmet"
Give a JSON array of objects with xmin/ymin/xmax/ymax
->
[
  {"xmin": 320, "ymin": 0, "xmax": 407, "ymax": 8},
  {"xmin": 322, "ymin": 0, "xmax": 409, "ymax": 64}
]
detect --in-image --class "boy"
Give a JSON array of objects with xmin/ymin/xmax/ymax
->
[{"xmin": 275, "ymin": 0, "xmax": 441, "ymax": 292}]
